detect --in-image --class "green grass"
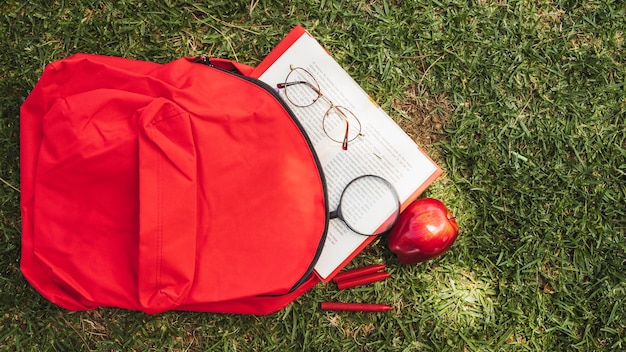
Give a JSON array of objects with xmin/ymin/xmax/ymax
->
[{"xmin": 1, "ymin": 0, "xmax": 625, "ymax": 350}]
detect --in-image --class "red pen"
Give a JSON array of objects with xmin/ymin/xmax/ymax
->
[
  {"xmin": 336, "ymin": 271, "xmax": 391, "ymax": 290},
  {"xmin": 321, "ymin": 302, "xmax": 393, "ymax": 312},
  {"xmin": 332, "ymin": 263, "xmax": 386, "ymax": 283}
]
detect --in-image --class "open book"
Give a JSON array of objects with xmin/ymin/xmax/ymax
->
[{"xmin": 251, "ymin": 26, "xmax": 442, "ymax": 282}]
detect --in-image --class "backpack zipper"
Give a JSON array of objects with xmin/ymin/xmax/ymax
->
[{"xmin": 190, "ymin": 55, "xmax": 329, "ymax": 293}]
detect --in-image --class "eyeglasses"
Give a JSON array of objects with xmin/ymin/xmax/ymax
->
[{"xmin": 277, "ymin": 65, "xmax": 363, "ymax": 150}]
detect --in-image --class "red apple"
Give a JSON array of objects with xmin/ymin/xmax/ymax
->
[{"xmin": 388, "ymin": 198, "xmax": 459, "ymax": 264}]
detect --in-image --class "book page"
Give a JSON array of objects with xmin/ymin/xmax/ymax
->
[{"xmin": 257, "ymin": 31, "xmax": 441, "ymax": 281}]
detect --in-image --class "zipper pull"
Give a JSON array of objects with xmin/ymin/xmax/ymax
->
[{"xmin": 191, "ymin": 54, "xmax": 213, "ymax": 67}]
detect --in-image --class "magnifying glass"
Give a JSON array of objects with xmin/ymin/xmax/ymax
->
[{"xmin": 329, "ymin": 175, "xmax": 401, "ymax": 236}]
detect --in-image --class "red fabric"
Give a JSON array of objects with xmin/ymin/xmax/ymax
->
[
  {"xmin": 20, "ymin": 54, "xmax": 326, "ymax": 314},
  {"xmin": 208, "ymin": 57, "xmax": 255, "ymax": 76}
]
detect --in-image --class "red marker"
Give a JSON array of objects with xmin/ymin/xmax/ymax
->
[
  {"xmin": 321, "ymin": 302, "xmax": 393, "ymax": 312},
  {"xmin": 332, "ymin": 263, "xmax": 386, "ymax": 283},
  {"xmin": 336, "ymin": 271, "xmax": 390, "ymax": 290}
]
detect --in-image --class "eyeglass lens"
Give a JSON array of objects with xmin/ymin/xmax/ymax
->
[{"xmin": 283, "ymin": 68, "xmax": 321, "ymax": 107}]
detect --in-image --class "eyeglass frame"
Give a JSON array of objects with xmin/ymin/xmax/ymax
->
[{"xmin": 276, "ymin": 65, "xmax": 363, "ymax": 150}]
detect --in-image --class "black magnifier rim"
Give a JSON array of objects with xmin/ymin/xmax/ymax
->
[{"xmin": 330, "ymin": 174, "xmax": 401, "ymax": 237}]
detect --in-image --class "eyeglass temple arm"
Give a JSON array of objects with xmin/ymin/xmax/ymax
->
[
  {"xmin": 334, "ymin": 107, "xmax": 351, "ymax": 151},
  {"xmin": 276, "ymin": 81, "xmax": 321, "ymax": 95},
  {"xmin": 342, "ymin": 121, "xmax": 349, "ymax": 150}
]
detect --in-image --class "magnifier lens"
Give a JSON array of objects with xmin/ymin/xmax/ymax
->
[{"xmin": 338, "ymin": 176, "xmax": 400, "ymax": 236}]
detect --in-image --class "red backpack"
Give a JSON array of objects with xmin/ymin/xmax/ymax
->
[{"xmin": 20, "ymin": 54, "xmax": 328, "ymax": 314}]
